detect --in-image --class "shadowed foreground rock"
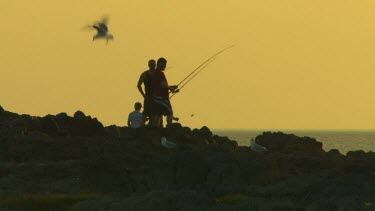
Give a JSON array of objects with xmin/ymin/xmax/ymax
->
[{"xmin": 1, "ymin": 106, "xmax": 375, "ymax": 210}]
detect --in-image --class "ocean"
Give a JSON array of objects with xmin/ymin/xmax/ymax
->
[{"xmin": 212, "ymin": 129, "xmax": 375, "ymax": 154}]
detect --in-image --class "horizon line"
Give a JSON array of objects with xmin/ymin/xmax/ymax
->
[{"xmin": 211, "ymin": 128, "xmax": 375, "ymax": 131}]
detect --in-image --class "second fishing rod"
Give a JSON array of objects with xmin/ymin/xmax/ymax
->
[{"xmin": 169, "ymin": 45, "xmax": 235, "ymax": 99}]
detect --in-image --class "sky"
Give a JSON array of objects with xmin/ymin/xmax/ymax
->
[{"xmin": 1, "ymin": 0, "xmax": 375, "ymax": 129}]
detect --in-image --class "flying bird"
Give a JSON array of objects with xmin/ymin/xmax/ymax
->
[{"xmin": 86, "ymin": 16, "xmax": 114, "ymax": 44}]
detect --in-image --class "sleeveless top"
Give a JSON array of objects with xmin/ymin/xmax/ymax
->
[
  {"xmin": 152, "ymin": 70, "xmax": 169, "ymax": 98},
  {"xmin": 143, "ymin": 70, "xmax": 153, "ymax": 96}
]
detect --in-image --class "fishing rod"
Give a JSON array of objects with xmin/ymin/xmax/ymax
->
[
  {"xmin": 170, "ymin": 45, "xmax": 235, "ymax": 99},
  {"xmin": 179, "ymin": 57, "xmax": 217, "ymax": 91},
  {"xmin": 176, "ymin": 45, "xmax": 235, "ymax": 87},
  {"xmin": 169, "ymin": 57, "xmax": 217, "ymax": 99}
]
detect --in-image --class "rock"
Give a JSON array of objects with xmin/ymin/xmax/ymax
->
[
  {"xmin": 105, "ymin": 125, "xmax": 121, "ymax": 137},
  {"xmin": 306, "ymin": 199, "xmax": 338, "ymax": 211},
  {"xmin": 70, "ymin": 198, "xmax": 111, "ymax": 211},
  {"xmin": 257, "ymin": 200, "xmax": 301, "ymax": 211},
  {"xmin": 346, "ymin": 150, "xmax": 366, "ymax": 161},
  {"xmin": 111, "ymin": 191, "xmax": 218, "ymax": 211},
  {"xmin": 175, "ymin": 151, "xmax": 209, "ymax": 185},
  {"xmin": 200, "ymin": 126, "xmax": 213, "ymax": 138},
  {"xmin": 335, "ymin": 195, "xmax": 362, "ymax": 211},
  {"xmin": 0, "ymin": 105, "xmax": 4, "ymax": 112},
  {"xmin": 117, "ymin": 126, "xmax": 136, "ymax": 139},
  {"xmin": 1, "ymin": 107, "xmax": 375, "ymax": 211},
  {"xmin": 327, "ymin": 149, "xmax": 343, "ymax": 159},
  {"xmin": 256, "ymin": 132, "xmax": 324, "ymax": 156},
  {"xmin": 70, "ymin": 115, "xmax": 105, "ymax": 137},
  {"xmin": 73, "ymin": 110, "xmax": 86, "ymax": 119},
  {"xmin": 39, "ymin": 114, "xmax": 60, "ymax": 135},
  {"xmin": 326, "ymin": 149, "xmax": 345, "ymax": 167},
  {"xmin": 55, "ymin": 112, "xmax": 70, "ymax": 126}
]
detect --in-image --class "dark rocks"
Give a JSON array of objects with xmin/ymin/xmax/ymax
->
[
  {"xmin": 110, "ymin": 191, "xmax": 218, "ymax": 211},
  {"xmin": 0, "ymin": 108, "xmax": 106, "ymax": 137},
  {"xmin": 73, "ymin": 110, "xmax": 86, "ymax": 119},
  {"xmin": 200, "ymin": 126, "xmax": 213, "ymax": 138},
  {"xmin": 346, "ymin": 150, "xmax": 367, "ymax": 161},
  {"xmin": 175, "ymin": 151, "xmax": 209, "ymax": 186},
  {"xmin": 256, "ymin": 132, "xmax": 324, "ymax": 156},
  {"xmin": 1, "ymin": 107, "xmax": 375, "ymax": 210},
  {"xmin": 327, "ymin": 149, "xmax": 343, "ymax": 159}
]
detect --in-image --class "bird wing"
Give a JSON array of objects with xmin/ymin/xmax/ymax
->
[
  {"xmin": 93, "ymin": 25, "xmax": 106, "ymax": 33},
  {"xmin": 98, "ymin": 23, "xmax": 108, "ymax": 32},
  {"xmin": 101, "ymin": 16, "xmax": 109, "ymax": 24}
]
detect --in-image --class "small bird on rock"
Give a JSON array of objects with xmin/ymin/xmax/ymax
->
[{"xmin": 250, "ymin": 138, "xmax": 267, "ymax": 152}]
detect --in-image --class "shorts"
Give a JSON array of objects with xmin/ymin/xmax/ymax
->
[{"xmin": 153, "ymin": 96, "xmax": 173, "ymax": 115}]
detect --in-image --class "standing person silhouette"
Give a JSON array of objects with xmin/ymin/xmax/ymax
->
[
  {"xmin": 152, "ymin": 57, "xmax": 178, "ymax": 127},
  {"xmin": 137, "ymin": 59, "xmax": 156, "ymax": 125}
]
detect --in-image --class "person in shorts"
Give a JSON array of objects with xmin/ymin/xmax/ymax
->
[
  {"xmin": 151, "ymin": 57, "xmax": 178, "ymax": 126},
  {"xmin": 137, "ymin": 59, "xmax": 156, "ymax": 125}
]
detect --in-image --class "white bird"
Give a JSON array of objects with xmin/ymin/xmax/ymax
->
[
  {"xmin": 250, "ymin": 138, "xmax": 267, "ymax": 152},
  {"xmin": 89, "ymin": 17, "xmax": 114, "ymax": 44},
  {"xmin": 161, "ymin": 137, "xmax": 177, "ymax": 149}
]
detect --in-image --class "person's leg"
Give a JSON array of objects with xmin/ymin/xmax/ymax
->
[
  {"xmin": 152, "ymin": 115, "xmax": 161, "ymax": 127},
  {"xmin": 142, "ymin": 115, "xmax": 148, "ymax": 125},
  {"xmin": 143, "ymin": 97, "xmax": 149, "ymax": 125},
  {"xmin": 166, "ymin": 115, "xmax": 172, "ymax": 125},
  {"xmin": 159, "ymin": 116, "xmax": 164, "ymax": 127}
]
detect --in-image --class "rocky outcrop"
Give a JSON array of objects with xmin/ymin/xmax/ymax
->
[
  {"xmin": 0, "ymin": 108, "xmax": 106, "ymax": 137},
  {"xmin": 0, "ymin": 106, "xmax": 375, "ymax": 210}
]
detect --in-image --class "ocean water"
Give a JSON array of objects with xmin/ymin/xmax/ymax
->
[{"xmin": 212, "ymin": 129, "xmax": 375, "ymax": 154}]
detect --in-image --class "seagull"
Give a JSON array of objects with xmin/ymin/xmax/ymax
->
[
  {"xmin": 90, "ymin": 17, "xmax": 114, "ymax": 44},
  {"xmin": 161, "ymin": 137, "xmax": 176, "ymax": 149},
  {"xmin": 250, "ymin": 138, "xmax": 267, "ymax": 152}
]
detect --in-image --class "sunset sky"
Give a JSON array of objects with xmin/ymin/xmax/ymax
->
[{"xmin": 2, "ymin": 0, "xmax": 375, "ymax": 129}]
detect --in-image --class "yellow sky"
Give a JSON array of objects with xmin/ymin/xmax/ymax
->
[{"xmin": 2, "ymin": 0, "xmax": 375, "ymax": 129}]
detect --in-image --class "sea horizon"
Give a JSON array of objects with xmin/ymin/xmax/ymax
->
[
  {"xmin": 212, "ymin": 128, "xmax": 375, "ymax": 132},
  {"xmin": 212, "ymin": 128, "xmax": 375, "ymax": 154}
]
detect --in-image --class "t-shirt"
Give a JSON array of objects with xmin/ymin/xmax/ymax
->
[
  {"xmin": 128, "ymin": 110, "xmax": 143, "ymax": 128},
  {"xmin": 152, "ymin": 70, "xmax": 168, "ymax": 98}
]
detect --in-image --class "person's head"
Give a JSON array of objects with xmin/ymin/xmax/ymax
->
[
  {"xmin": 148, "ymin": 59, "xmax": 156, "ymax": 71},
  {"xmin": 134, "ymin": 102, "xmax": 142, "ymax": 111},
  {"xmin": 156, "ymin": 57, "xmax": 167, "ymax": 71}
]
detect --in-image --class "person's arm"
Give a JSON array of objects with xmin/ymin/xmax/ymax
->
[
  {"xmin": 127, "ymin": 114, "xmax": 131, "ymax": 127},
  {"xmin": 137, "ymin": 73, "xmax": 145, "ymax": 98},
  {"xmin": 160, "ymin": 80, "xmax": 168, "ymax": 89},
  {"xmin": 160, "ymin": 72, "xmax": 175, "ymax": 90}
]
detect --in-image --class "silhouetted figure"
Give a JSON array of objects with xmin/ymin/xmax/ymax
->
[
  {"xmin": 137, "ymin": 60, "xmax": 156, "ymax": 125},
  {"xmin": 91, "ymin": 17, "xmax": 114, "ymax": 44},
  {"xmin": 127, "ymin": 102, "xmax": 143, "ymax": 128},
  {"xmin": 151, "ymin": 57, "xmax": 178, "ymax": 126}
]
